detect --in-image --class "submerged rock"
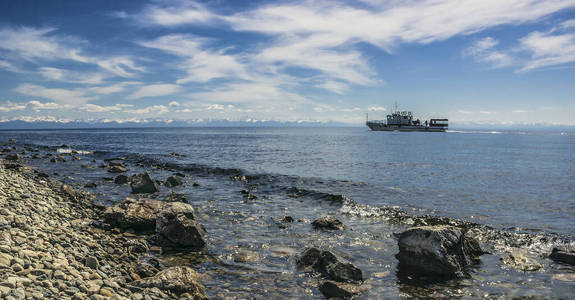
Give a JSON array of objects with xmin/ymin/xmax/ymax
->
[
  {"xmin": 312, "ymin": 216, "xmax": 345, "ymax": 230},
  {"xmin": 165, "ymin": 175, "xmax": 182, "ymax": 187},
  {"xmin": 114, "ymin": 174, "xmax": 130, "ymax": 185},
  {"xmin": 5, "ymin": 153, "xmax": 20, "ymax": 161},
  {"xmin": 164, "ymin": 193, "xmax": 187, "ymax": 203},
  {"xmin": 130, "ymin": 172, "xmax": 160, "ymax": 194},
  {"xmin": 396, "ymin": 225, "xmax": 483, "ymax": 277},
  {"xmin": 319, "ymin": 280, "xmax": 367, "ymax": 299},
  {"xmin": 550, "ymin": 248, "xmax": 575, "ymax": 266},
  {"xmin": 103, "ymin": 198, "xmax": 165, "ymax": 231},
  {"xmin": 154, "ymin": 202, "xmax": 206, "ymax": 248},
  {"xmin": 108, "ymin": 165, "xmax": 127, "ymax": 173},
  {"xmin": 502, "ymin": 248, "xmax": 542, "ymax": 272},
  {"xmin": 84, "ymin": 182, "xmax": 98, "ymax": 188},
  {"xmin": 131, "ymin": 266, "xmax": 206, "ymax": 298},
  {"xmin": 296, "ymin": 247, "xmax": 363, "ymax": 283}
]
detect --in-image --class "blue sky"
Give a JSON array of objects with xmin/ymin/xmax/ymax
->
[{"xmin": 0, "ymin": 0, "xmax": 575, "ymax": 125}]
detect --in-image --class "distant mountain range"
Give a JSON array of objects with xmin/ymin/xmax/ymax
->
[
  {"xmin": 0, "ymin": 119, "xmax": 355, "ymax": 130},
  {"xmin": 1, "ymin": 119, "xmax": 573, "ymax": 131}
]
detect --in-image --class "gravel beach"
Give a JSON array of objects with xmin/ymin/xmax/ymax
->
[{"xmin": 0, "ymin": 160, "xmax": 206, "ymax": 300}]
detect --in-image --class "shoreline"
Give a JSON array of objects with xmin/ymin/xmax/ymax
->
[{"xmin": 0, "ymin": 160, "xmax": 206, "ymax": 300}]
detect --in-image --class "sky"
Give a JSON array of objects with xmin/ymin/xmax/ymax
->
[{"xmin": 0, "ymin": 0, "xmax": 575, "ymax": 126}]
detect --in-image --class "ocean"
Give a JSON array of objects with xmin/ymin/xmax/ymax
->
[{"xmin": 1, "ymin": 127, "xmax": 574, "ymax": 298}]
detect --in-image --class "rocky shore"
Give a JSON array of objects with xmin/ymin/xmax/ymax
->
[{"xmin": 0, "ymin": 161, "xmax": 206, "ymax": 300}]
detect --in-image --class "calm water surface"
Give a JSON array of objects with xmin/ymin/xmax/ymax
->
[{"xmin": 1, "ymin": 127, "xmax": 574, "ymax": 298}]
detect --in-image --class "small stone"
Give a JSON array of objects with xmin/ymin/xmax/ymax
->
[
  {"xmin": 108, "ymin": 166, "xmax": 127, "ymax": 173},
  {"xmin": 99, "ymin": 287, "xmax": 114, "ymax": 297},
  {"xmin": 53, "ymin": 270, "xmax": 66, "ymax": 280},
  {"xmin": 165, "ymin": 176, "xmax": 182, "ymax": 187},
  {"xmin": 319, "ymin": 280, "xmax": 365, "ymax": 299},
  {"xmin": 85, "ymin": 256, "xmax": 99, "ymax": 269}
]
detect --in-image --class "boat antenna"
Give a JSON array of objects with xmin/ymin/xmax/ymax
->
[
  {"xmin": 394, "ymin": 101, "xmax": 398, "ymax": 113},
  {"xmin": 366, "ymin": 113, "xmax": 369, "ymax": 123}
]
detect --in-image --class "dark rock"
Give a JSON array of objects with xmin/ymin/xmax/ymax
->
[
  {"xmin": 130, "ymin": 172, "xmax": 160, "ymax": 194},
  {"xmin": 114, "ymin": 175, "xmax": 130, "ymax": 185},
  {"xmin": 37, "ymin": 172, "xmax": 49, "ymax": 178},
  {"xmin": 104, "ymin": 157, "xmax": 125, "ymax": 162},
  {"xmin": 60, "ymin": 144, "xmax": 70, "ymax": 148},
  {"xmin": 103, "ymin": 198, "xmax": 166, "ymax": 231},
  {"xmin": 1, "ymin": 148, "xmax": 11, "ymax": 153},
  {"xmin": 108, "ymin": 165, "xmax": 127, "ymax": 173},
  {"xmin": 134, "ymin": 256, "xmax": 161, "ymax": 278},
  {"xmin": 131, "ymin": 266, "xmax": 206, "ymax": 298},
  {"xmin": 396, "ymin": 226, "xmax": 483, "ymax": 277},
  {"xmin": 31, "ymin": 154, "xmax": 41, "ymax": 159},
  {"xmin": 165, "ymin": 175, "xmax": 182, "ymax": 187},
  {"xmin": 85, "ymin": 256, "xmax": 99, "ymax": 269},
  {"xmin": 165, "ymin": 193, "xmax": 188, "ymax": 203},
  {"xmin": 5, "ymin": 153, "xmax": 20, "ymax": 161},
  {"xmin": 102, "ymin": 177, "xmax": 114, "ymax": 181},
  {"xmin": 154, "ymin": 202, "xmax": 206, "ymax": 248},
  {"xmin": 60, "ymin": 184, "xmax": 76, "ymax": 200},
  {"xmin": 108, "ymin": 161, "xmax": 125, "ymax": 167},
  {"xmin": 84, "ymin": 182, "xmax": 98, "ymax": 188},
  {"xmin": 319, "ymin": 280, "xmax": 365, "ymax": 299},
  {"xmin": 281, "ymin": 216, "xmax": 294, "ymax": 223},
  {"xmin": 297, "ymin": 248, "xmax": 363, "ymax": 283},
  {"xmin": 312, "ymin": 216, "xmax": 345, "ymax": 230},
  {"xmin": 550, "ymin": 248, "xmax": 575, "ymax": 266},
  {"xmin": 173, "ymin": 172, "xmax": 186, "ymax": 177},
  {"xmin": 169, "ymin": 152, "xmax": 181, "ymax": 157},
  {"xmin": 192, "ymin": 182, "xmax": 200, "ymax": 187}
]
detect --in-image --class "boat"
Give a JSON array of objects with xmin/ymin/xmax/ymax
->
[{"xmin": 366, "ymin": 109, "xmax": 448, "ymax": 132}]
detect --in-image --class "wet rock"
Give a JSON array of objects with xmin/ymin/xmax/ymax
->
[
  {"xmin": 165, "ymin": 175, "xmax": 182, "ymax": 187},
  {"xmin": 5, "ymin": 153, "xmax": 20, "ymax": 161},
  {"xmin": 169, "ymin": 152, "xmax": 181, "ymax": 157},
  {"xmin": 550, "ymin": 248, "xmax": 575, "ymax": 266},
  {"xmin": 114, "ymin": 175, "xmax": 129, "ymax": 185},
  {"xmin": 131, "ymin": 266, "xmax": 206, "ymax": 298},
  {"xmin": 312, "ymin": 216, "xmax": 344, "ymax": 230},
  {"xmin": 296, "ymin": 248, "xmax": 363, "ymax": 283},
  {"xmin": 108, "ymin": 161, "xmax": 125, "ymax": 167},
  {"xmin": 232, "ymin": 250, "xmax": 260, "ymax": 263},
  {"xmin": 396, "ymin": 225, "xmax": 483, "ymax": 277},
  {"xmin": 192, "ymin": 182, "xmax": 200, "ymax": 187},
  {"xmin": 103, "ymin": 198, "xmax": 165, "ymax": 231},
  {"xmin": 319, "ymin": 280, "xmax": 367, "ymax": 299},
  {"xmin": 173, "ymin": 172, "xmax": 185, "ymax": 177},
  {"xmin": 37, "ymin": 172, "xmax": 49, "ymax": 178},
  {"xmin": 108, "ymin": 166, "xmax": 127, "ymax": 173},
  {"xmin": 134, "ymin": 257, "xmax": 161, "ymax": 278},
  {"xmin": 154, "ymin": 202, "xmax": 206, "ymax": 249},
  {"xmin": 501, "ymin": 249, "xmax": 542, "ymax": 271},
  {"xmin": 164, "ymin": 193, "xmax": 187, "ymax": 203},
  {"xmin": 281, "ymin": 216, "xmax": 294, "ymax": 223},
  {"xmin": 84, "ymin": 182, "xmax": 99, "ymax": 188},
  {"xmin": 130, "ymin": 173, "xmax": 160, "ymax": 194}
]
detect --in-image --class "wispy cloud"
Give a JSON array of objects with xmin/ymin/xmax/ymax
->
[
  {"xmin": 13, "ymin": 84, "xmax": 96, "ymax": 105},
  {"xmin": 127, "ymin": 84, "xmax": 181, "ymax": 100},
  {"xmin": 0, "ymin": 27, "xmax": 144, "ymax": 78},
  {"xmin": 519, "ymin": 31, "xmax": 575, "ymax": 72},
  {"xmin": 140, "ymin": 34, "xmax": 250, "ymax": 83},
  {"xmin": 80, "ymin": 104, "xmax": 133, "ymax": 113},
  {"xmin": 464, "ymin": 37, "xmax": 513, "ymax": 68}
]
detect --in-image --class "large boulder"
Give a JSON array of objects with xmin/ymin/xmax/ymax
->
[
  {"xmin": 131, "ymin": 172, "xmax": 160, "ymax": 194},
  {"xmin": 103, "ymin": 198, "xmax": 165, "ymax": 231},
  {"xmin": 550, "ymin": 248, "xmax": 575, "ymax": 266},
  {"xmin": 296, "ymin": 247, "xmax": 363, "ymax": 283},
  {"xmin": 114, "ymin": 174, "xmax": 130, "ymax": 185},
  {"xmin": 5, "ymin": 153, "xmax": 20, "ymax": 161},
  {"xmin": 154, "ymin": 202, "xmax": 206, "ymax": 248},
  {"xmin": 396, "ymin": 226, "xmax": 483, "ymax": 277},
  {"xmin": 131, "ymin": 266, "xmax": 207, "ymax": 298}
]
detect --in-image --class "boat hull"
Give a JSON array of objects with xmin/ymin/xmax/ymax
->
[{"xmin": 366, "ymin": 123, "xmax": 446, "ymax": 132}]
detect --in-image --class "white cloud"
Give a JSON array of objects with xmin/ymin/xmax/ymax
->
[
  {"xmin": 124, "ymin": 105, "xmax": 170, "ymax": 114},
  {"xmin": 561, "ymin": 19, "xmax": 575, "ymax": 28},
  {"xmin": 168, "ymin": 101, "xmax": 180, "ymax": 107},
  {"xmin": 127, "ymin": 84, "xmax": 181, "ymax": 100},
  {"xmin": 479, "ymin": 110, "xmax": 497, "ymax": 114},
  {"xmin": 26, "ymin": 100, "xmax": 68, "ymax": 111},
  {"xmin": 368, "ymin": 105, "xmax": 386, "ymax": 111},
  {"xmin": 314, "ymin": 80, "xmax": 349, "ymax": 94},
  {"xmin": 80, "ymin": 104, "xmax": 133, "ymax": 113},
  {"xmin": 0, "ymin": 27, "xmax": 144, "ymax": 78},
  {"xmin": 0, "ymin": 101, "xmax": 27, "ymax": 112},
  {"xmin": 38, "ymin": 67, "xmax": 107, "ymax": 85},
  {"xmin": 140, "ymin": 34, "xmax": 250, "ymax": 83},
  {"xmin": 512, "ymin": 109, "xmax": 527, "ymax": 114},
  {"xmin": 137, "ymin": 1, "xmax": 216, "ymax": 26},
  {"xmin": 14, "ymin": 84, "xmax": 96, "ymax": 105},
  {"xmin": 519, "ymin": 31, "xmax": 575, "ymax": 71},
  {"xmin": 457, "ymin": 109, "xmax": 473, "ymax": 114},
  {"xmin": 465, "ymin": 37, "xmax": 513, "ymax": 68}
]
